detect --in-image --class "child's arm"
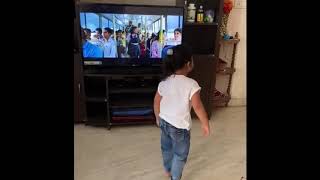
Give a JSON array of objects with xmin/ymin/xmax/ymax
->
[
  {"xmin": 154, "ymin": 91, "xmax": 162, "ymax": 127},
  {"xmin": 191, "ymin": 91, "xmax": 210, "ymax": 136}
]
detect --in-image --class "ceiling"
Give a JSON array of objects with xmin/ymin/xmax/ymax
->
[{"xmin": 99, "ymin": 13, "xmax": 161, "ymax": 27}]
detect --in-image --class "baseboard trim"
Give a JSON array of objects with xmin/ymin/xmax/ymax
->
[{"xmin": 228, "ymin": 98, "xmax": 246, "ymax": 106}]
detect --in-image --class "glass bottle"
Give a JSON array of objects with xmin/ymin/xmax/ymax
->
[{"xmin": 197, "ymin": 5, "xmax": 204, "ymax": 23}]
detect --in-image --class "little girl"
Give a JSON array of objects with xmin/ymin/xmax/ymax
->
[{"xmin": 154, "ymin": 44, "xmax": 211, "ymax": 180}]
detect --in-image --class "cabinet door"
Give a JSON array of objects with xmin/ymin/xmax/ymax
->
[
  {"xmin": 188, "ymin": 54, "xmax": 216, "ymax": 118},
  {"xmin": 74, "ymin": 52, "xmax": 86, "ymax": 123}
]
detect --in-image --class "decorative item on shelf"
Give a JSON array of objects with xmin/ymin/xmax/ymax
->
[
  {"xmin": 214, "ymin": 89, "xmax": 223, "ymax": 97},
  {"xmin": 218, "ymin": 58, "xmax": 226, "ymax": 66},
  {"xmin": 223, "ymin": 34, "xmax": 232, "ymax": 40},
  {"xmin": 213, "ymin": 89, "xmax": 229, "ymax": 101},
  {"xmin": 235, "ymin": 32, "xmax": 239, "ymax": 39},
  {"xmin": 187, "ymin": 3, "xmax": 196, "ymax": 23},
  {"xmin": 217, "ymin": 67, "xmax": 235, "ymax": 75},
  {"xmin": 196, "ymin": 5, "xmax": 204, "ymax": 23},
  {"xmin": 204, "ymin": 10, "xmax": 214, "ymax": 23},
  {"xmin": 216, "ymin": 61, "xmax": 227, "ymax": 72},
  {"xmin": 216, "ymin": 59, "xmax": 235, "ymax": 74},
  {"xmin": 220, "ymin": 0, "xmax": 234, "ymax": 36},
  {"xmin": 184, "ymin": 0, "xmax": 188, "ymax": 22},
  {"xmin": 219, "ymin": 58, "xmax": 228, "ymax": 64}
]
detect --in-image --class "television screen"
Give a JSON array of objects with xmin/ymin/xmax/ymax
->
[{"xmin": 79, "ymin": 4, "xmax": 183, "ymax": 60}]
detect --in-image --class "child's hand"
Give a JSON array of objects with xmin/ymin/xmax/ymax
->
[{"xmin": 201, "ymin": 124, "xmax": 210, "ymax": 137}]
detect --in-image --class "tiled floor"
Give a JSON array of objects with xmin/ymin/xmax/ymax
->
[{"xmin": 74, "ymin": 107, "xmax": 246, "ymax": 180}]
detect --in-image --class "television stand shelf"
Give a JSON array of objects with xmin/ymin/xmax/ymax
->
[{"xmin": 83, "ymin": 70, "xmax": 160, "ymax": 129}]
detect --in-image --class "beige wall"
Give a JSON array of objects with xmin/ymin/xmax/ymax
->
[
  {"xmin": 226, "ymin": 2, "xmax": 246, "ymax": 106},
  {"xmin": 80, "ymin": 0, "xmax": 176, "ymax": 6}
]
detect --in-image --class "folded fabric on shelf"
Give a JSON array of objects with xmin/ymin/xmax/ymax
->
[
  {"xmin": 111, "ymin": 107, "xmax": 153, "ymax": 116},
  {"xmin": 112, "ymin": 116, "xmax": 155, "ymax": 120}
]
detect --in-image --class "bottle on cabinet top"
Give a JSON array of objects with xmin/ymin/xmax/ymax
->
[
  {"xmin": 197, "ymin": 5, "xmax": 204, "ymax": 23},
  {"xmin": 184, "ymin": 1, "xmax": 188, "ymax": 22},
  {"xmin": 187, "ymin": 3, "xmax": 196, "ymax": 23}
]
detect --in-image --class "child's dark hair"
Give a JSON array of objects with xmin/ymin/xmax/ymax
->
[{"xmin": 162, "ymin": 44, "xmax": 193, "ymax": 80}]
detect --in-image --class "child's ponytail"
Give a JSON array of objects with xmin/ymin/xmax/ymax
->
[
  {"xmin": 162, "ymin": 44, "xmax": 193, "ymax": 80},
  {"xmin": 163, "ymin": 49, "xmax": 175, "ymax": 79}
]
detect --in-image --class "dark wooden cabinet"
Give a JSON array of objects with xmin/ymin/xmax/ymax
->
[
  {"xmin": 74, "ymin": 0, "xmax": 224, "ymax": 125},
  {"xmin": 181, "ymin": 0, "xmax": 224, "ymax": 117},
  {"xmin": 83, "ymin": 72, "xmax": 161, "ymax": 129},
  {"xmin": 189, "ymin": 54, "xmax": 216, "ymax": 118},
  {"xmin": 74, "ymin": 0, "xmax": 86, "ymax": 123},
  {"xmin": 74, "ymin": 52, "xmax": 86, "ymax": 123}
]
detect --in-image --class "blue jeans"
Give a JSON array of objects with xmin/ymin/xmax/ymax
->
[{"xmin": 160, "ymin": 119, "xmax": 190, "ymax": 180}]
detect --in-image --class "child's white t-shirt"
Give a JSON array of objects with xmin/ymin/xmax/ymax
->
[{"xmin": 158, "ymin": 74, "xmax": 201, "ymax": 130}]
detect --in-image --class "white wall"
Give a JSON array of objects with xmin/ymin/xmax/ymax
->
[{"xmin": 226, "ymin": 1, "xmax": 246, "ymax": 106}]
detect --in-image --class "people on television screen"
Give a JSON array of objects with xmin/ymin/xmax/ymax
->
[
  {"xmin": 146, "ymin": 32, "xmax": 150, "ymax": 39},
  {"xmin": 102, "ymin": 27, "xmax": 117, "ymax": 58},
  {"xmin": 173, "ymin": 28, "xmax": 182, "ymax": 45},
  {"xmin": 139, "ymin": 35, "xmax": 146, "ymax": 58},
  {"xmin": 125, "ymin": 21, "xmax": 133, "ymax": 34},
  {"xmin": 90, "ymin": 28, "xmax": 104, "ymax": 47},
  {"xmin": 128, "ymin": 26, "xmax": 141, "ymax": 58},
  {"xmin": 81, "ymin": 28, "xmax": 103, "ymax": 58},
  {"xmin": 146, "ymin": 33, "xmax": 156, "ymax": 58},
  {"xmin": 151, "ymin": 30, "xmax": 165, "ymax": 58},
  {"xmin": 95, "ymin": 28, "xmax": 103, "ymax": 40},
  {"xmin": 116, "ymin": 30, "xmax": 126, "ymax": 58},
  {"xmin": 164, "ymin": 27, "xmax": 182, "ymax": 46},
  {"xmin": 80, "ymin": 13, "xmax": 183, "ymax": 59},
  {"xmin": 161, "ymin": 28, "xmax": 181, "ymax": 58},
  {"xmin": 83, "ymin": 28, "xmax": 91, "ymax": 41},
  {"xmin": 137, "ymin": 23, "xmax": 143, "ymax": 39},
  {"xmin": 90, "ymin": 32, "xmax": 104, "ymax": 48},
  {"xmin": 160, "ymin": 30, "xmax": 166, "ymax": 44}
]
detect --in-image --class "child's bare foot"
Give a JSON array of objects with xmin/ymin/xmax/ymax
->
[{"xmin": 164, "ymin": 171, "xmax": 171, "ymax": 177}]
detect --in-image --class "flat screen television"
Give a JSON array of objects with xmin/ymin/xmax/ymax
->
[{"xmin": 78, "ymin": 3, "xmax": 184, "ymax": 66}]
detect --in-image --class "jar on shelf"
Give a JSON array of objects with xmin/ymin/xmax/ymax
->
[
  {"xmin": 204, "ymin": 10, "xmax": 214, "ymax": 23},
  {"xmin": 187, "ymin": 3, "xmax": 196, "ymax": 23}
]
